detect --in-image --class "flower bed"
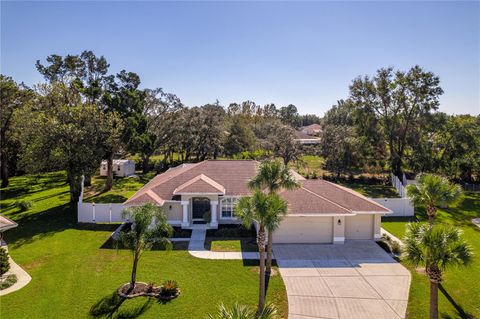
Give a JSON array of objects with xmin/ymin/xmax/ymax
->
[{"xmin": 117, "ymin": 282, "xmax": 180, "ymax": 300}]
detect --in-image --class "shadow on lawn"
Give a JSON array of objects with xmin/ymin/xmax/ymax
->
[
  {"xmin": 439, "ymin": 284, "xmax": 476, "ymax": 319},
  {"xmin": 89, "ymin": 291, "xmax": 152, "ymax": 319}
]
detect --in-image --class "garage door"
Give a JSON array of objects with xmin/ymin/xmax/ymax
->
[
  {"xmin": 345, "ymin": 215, "xmax": 373, "ymax": 240},
  {"xmin": 273, "ymin": 217, "xmax": 333, "ymax": 243}
]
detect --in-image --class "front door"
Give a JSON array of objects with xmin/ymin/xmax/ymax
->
[{"xmin": 192, "ymin": 197, "xmax": 210, "ymax": 219}]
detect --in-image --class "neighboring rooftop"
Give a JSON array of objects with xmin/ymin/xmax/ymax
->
[{"xmin": 0, "ymin": 215, "xmax": 18, "ymax": 232}]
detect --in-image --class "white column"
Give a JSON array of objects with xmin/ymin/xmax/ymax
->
[
  {"xmin": 373, "ymin": 214, "xmax": 382, "ymax": 240},
  {"xmin": 210, "ymin": 201, "xmax": 218, "ymax": 228},
  {"xmin": 181, "ymin": 201, "xmax": 189, "ymax": 228}
]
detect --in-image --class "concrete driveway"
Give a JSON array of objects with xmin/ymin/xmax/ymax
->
[{"xmin": 274, "ymin": 241, "xmax": 411, "ymax": 319}]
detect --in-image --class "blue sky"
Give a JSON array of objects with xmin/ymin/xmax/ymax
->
[{"xmin": 1, "ymin": 1, "xmax": 479, "ymax": 116}]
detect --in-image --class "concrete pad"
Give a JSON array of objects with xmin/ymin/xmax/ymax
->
[
  {"xmin": 277, "ymin": 260, "xmax": 320, "ymax": 277},
  {"xmin": 313, "ymin": 260, "xmax": 360, "ymax": 277},
  {"xmin": 335, "ymin": 298, "xmax": 400, "ymax": 319},
  {"xmin": 364, "ymin": 276, "xmax": 411, "ymax": 301},
  {"xmin": 283, "ymin": 277, "xmax": 333, "ymax": 297},
  {"xmin": 274, "ymin": 242, "xmax": 411, "ymax": 319},
  {"xmin": 385, "ymin": 300, "xmax": 408, "ymax": 319},
  {"xmin": 324, "ymin": 276, "xmax": 381, "ymax": 299},
  {"xmin": 289, "ymin": 296, "xmax": 338, "ymax": 319},
  {"xmin": 352, "ymin": 261, "xmax": 410, "ymax": 276}
]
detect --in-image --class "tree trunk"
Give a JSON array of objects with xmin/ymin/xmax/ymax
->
[
  {"xmin": 266, "ymin": 231, "xmax": 273, "ymax": 276},
  {"xmin": 429, "ymin": 280, "xmax": 439, "ymax": 319},
  {"xmin": 130, "ymin": 251, "xmax": 139, "ymax": 289},
  {"xmin": 67, "ymin": 170, "xmax": 81, "ymax": 203},
  {"xmin": 141, "ymin": 154, "xmax": 150, "ymax": 174},
  {"xmin": 84, "ymin": 174, "xmax": 92, "ymax": 187},
  {"xmin": 0, "ymin": 151, "xmax": 8, "ymax": 188},
  {"xmin": 105, "ymin": 154, "xmax": 114, "ymax": 191},
  {"xmin": 257, "ymin": 226, "xmax": 266, "ymax": 314},
  {"xmin": 427, "ymin": 205, "xmax": 436, "ymax": 227}
]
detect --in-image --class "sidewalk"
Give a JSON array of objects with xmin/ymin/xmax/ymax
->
[
  {"xmin": 0, "ymin": 244, "xmax": 32, "ymax": 296},
  {"xmin": 188, "ymin": 229, "xmax": 260, "ymax": 260}
]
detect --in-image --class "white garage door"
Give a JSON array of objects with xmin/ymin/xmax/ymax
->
[
  {"xmin": 345, "ymin": 215, "xmax": 373, "ymax": 240},
  {"xmin": 273, "ymin": 217, "xmax": 333, "ymax": 244}
]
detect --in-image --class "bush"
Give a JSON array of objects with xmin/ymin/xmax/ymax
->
[
  {"xmin": 390, "ymin": 240, "xmax": 402, "ymax": 255},
  {"xmin": 0, "ymin": 248, "xmax": 10, "ymax": 276},
  {"xmin": 311, "ymin": 171, "xmax": 318, "ymax": 179},
  {"xmin": 212, "ymin": 226, "xmax": 254, "ymax": 238},
  {"xmin": 15, "ymin": 200, "xmax": 32, "ymax": 212},
  {"xmin": 161, "ymin": 280, "xmax": 178, "ymax": 296},
  {"xmin": 203, "ymin": 211, "xmax": 211, "ymax": 223},
  {"xmin": 377, "ymin": 240, "xmax": 392, "ymax": 254},
  {"xmin": 0, "ymin": 274, "xmax": 17, "ymax": 290}
]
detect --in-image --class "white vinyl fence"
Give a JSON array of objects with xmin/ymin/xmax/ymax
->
[
  {"xmin": 370, "ymin": 198, "xmax": 414, "ymax": 217},
  {"xmin": 77, "ymin": 176, "xmax": 129, "ymax": 223}
]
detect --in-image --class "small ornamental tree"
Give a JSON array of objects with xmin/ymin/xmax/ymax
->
[
  {"xmin": 0, "ymin": 247, "xmax": 10, "ymax": 276},
  {"xmin": 118, "ymin": 203, "xmax": 173, "ymax": 289}
]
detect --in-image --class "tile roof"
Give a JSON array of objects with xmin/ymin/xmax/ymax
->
[
  {"xmin": 0, "ymin": 215, "xmax": 18, "ymax": 232},
  {"xmin": 173, "ymin": 174, "xmax": 226, "ymax": 194},
  {"xmin": 124, "ymin": 160, "xmax": 390, "ymax": 215}
]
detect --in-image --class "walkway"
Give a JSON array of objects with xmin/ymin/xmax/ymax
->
[
  {"xmin": 0, "ymin": 244, "xmax": 32, "ymax": 296},
  {"xmin": 188, "ymin": 228, "xmax": 259, "ymax": 260},
  {"xmin": 274, "ymin": 241, "xmax": 411, "ymax": 319}
]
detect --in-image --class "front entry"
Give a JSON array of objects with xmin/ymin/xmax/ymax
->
[{"xmin": 192, "ymin": 197, "xmax": 210, "ymax": 220}]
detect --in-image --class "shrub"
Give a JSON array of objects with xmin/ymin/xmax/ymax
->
[
  {"xmin": 390, "ymin": 240, "xmax": 402, "ymax": 255},
  {"xmin": 15, "ymin": 200, "xmax": 32, "ymax": 212},
  {"xmin": 377, "ymin": 240, "xmax": 392, "ymax": 254},
  {"xmin": 161, "ymin": 280, "xmax": 178, "ymax": 296},
  {"xmin": 0, "ymin": 248, "xmax": 10, "ymax": 276},
  {"xmin": 311, "ymin": 171, "xmax": 318, "ymax": 179},
  {"xmin": 0, "ymin": 274, "xmax": 17, "ymax": 290},
  {"xmin": 203, "ymin": 211, "xmax": 211, "ymax": 223}
]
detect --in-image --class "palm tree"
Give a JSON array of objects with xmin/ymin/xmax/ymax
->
[
  {"xmin": 118, "ymin": 203, "xmax": 173, "ymax": 289},
  {"xmin": 406, "ymin": 173, "xmax": 463, "ymax": 226},
  {"xmin": 403, "ymin": 223, "xmax": 472, "ymax": 319},
  {"xmin": 235, "ymin": 191, "xmax": 288, "ymax": 314},
  {"xmin": 248, "ymin": 160, "xmax": 299, "ymax": 274},
  {"xmin": 206, "ymin": 303, "xmax": 277, "ymax": 319}
]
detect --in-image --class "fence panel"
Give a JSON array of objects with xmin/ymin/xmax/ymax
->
[{"xmin": 371, "ymin": 198, "xmax": 414, "ymax": 217}]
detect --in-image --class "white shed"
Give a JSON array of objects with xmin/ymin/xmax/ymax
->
[{"xmin": 100, "ymin": 159, "xmax": 136, "ymax": 177}]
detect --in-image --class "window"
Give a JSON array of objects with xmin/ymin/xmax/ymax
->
[{"xmin": 221, "ymin": 198, "xmax": 238, "ymax": 218}]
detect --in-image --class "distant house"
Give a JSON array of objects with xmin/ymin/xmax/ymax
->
[
  {"xmin": 124, "ymin": 160, "xmax": 390, "ymax": 244},
  {"xmin": 300, "ymin": 123, "xmax": 322, "ymax": 136},
  {"xmin": 294, "ymin": 130, "xmax": 321, "ymax": 145},
  {"xmin": 100, "ymin": 160, "xmax": 136, "ymax": 177}
]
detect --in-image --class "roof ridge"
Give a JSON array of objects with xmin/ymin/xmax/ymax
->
[
  {"xmin": 173, "ymin": 173, "xmax": 225, "ymax": 194},
  {"xmin": 299, "ymin": 185, "xmax": 353, "ymax": 214}
]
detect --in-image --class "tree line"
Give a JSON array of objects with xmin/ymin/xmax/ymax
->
[
  {"xmin": 2, "ymin": 51, "xmax": 479, "ymax": 203},
  {"xmin": 0, "ymin": 51, "xmax": 317, "ymax": 202}
]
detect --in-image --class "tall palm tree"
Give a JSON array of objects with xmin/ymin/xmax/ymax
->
[
  {"xmin": 403, "ymin": 223, "xmax": 472, "ymax": 319},
  {"xmin": 248, "ymin": 160, "xmax": 299, "ymax": 274},
  {"xmin": 406, "ymin": 173, "xmax": 463, "ymax": 226},
  {"xmin": 119, "ymin": 203, "xmax": 173, "ymax": 289},
  {"xmin": 206, "ymin": 303, "xmax": 277, "ymax": 319},
  {"xmin": 235, "ymin": 191, "xmax": 288, "ymax": 314}
]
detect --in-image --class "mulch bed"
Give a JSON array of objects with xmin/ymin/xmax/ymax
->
[{"xmin": 117, "ymin": 282, "xmax": 180, "ymax": 300}]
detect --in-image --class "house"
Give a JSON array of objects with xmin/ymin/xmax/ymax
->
[
  {"xmin": 124, "ymin": 160, "xmax": 390, "ymax": 244},
  {"xmin": 0, "ymin": 215, "xmax": 18, "ymax": 244},
  {"xmin": 100, "ymin": 160, "xmax": 136, "ymax": 177},
  {"xmin": 294, "ymin": 130, "xmax": 321, "ymax": 145},
  {"xmin": 300, "ymin": 123, "xmax": 322, "ymax": 136}
]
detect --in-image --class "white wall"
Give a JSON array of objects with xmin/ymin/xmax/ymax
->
[
  {"xmin": 371, "ymin": 198, "xmax": 414, "ymax": 217},
  {"xmin": 77, "ymin": 203, "xmax": 127, "ymax": 223}
]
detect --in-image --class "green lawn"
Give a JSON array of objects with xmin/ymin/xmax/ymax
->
[
  {"xmin": 205, "ymin": 239, "xmax": 259, "ymax": 252},
  {"xmin": 84, "ymin": 172, "xmax": 156, "ymax": 203},
  {"xmin": 338, "ymin": 181, "xmax": 400, "ymax": 198},
  {"xmin": 382, "ymin": 192, "xmax": 480, "ymax": 319},
  {"xmin": 0, "ymin": 172, "xmax": 287, "ymax": 318}
]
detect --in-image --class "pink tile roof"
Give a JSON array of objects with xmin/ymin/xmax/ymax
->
[
  {"xmin": 173, "ymin": 174, "xmax": 226, "ymax": 194},
  {"xmin": 124, "ymin": 160, "xmax": 390, "ymax": 215}
]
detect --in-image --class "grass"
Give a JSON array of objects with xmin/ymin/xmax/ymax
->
[
  {"xmin": 0, "ymin": 172, "xmax": 287, "ymax": 319},
  {"xmin": 205, "ymin": 239, "xmax": 258, "ymax": 252},
  {"xmin": 382, "ymin": 192, "xmax": 480, "ymax": 319},
  {"xmin": 84, "ymin": 172, "xmax": 156, "ymax": 203},
  {"xmin": 337, "ymin": 181, "xmax": 400, "ymax": 198}
]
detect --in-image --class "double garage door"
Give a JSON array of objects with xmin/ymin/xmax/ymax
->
[{"xmin": 273, "ymin": 215, "xmax": 374, "ymax": 244}]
